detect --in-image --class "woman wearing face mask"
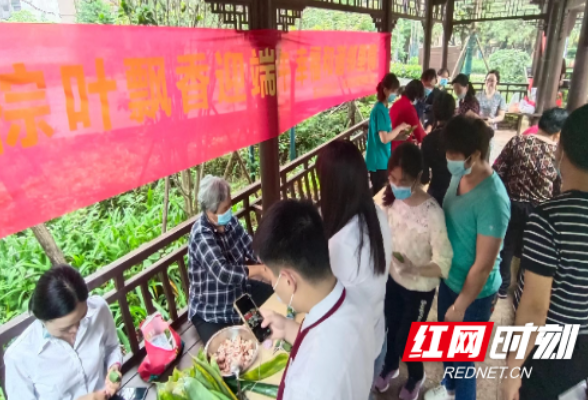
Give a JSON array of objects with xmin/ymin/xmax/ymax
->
[
  {"xmin": 437, "ymin": 68, "xmax": 450, "ymax": 88},
  {"xmin": 476, "ymin": 70, "xmax": 506, "ymax": 129},
  {"xmin": 316, "ymin": 140, "xmax": 392, "ymax": 399},
  {"xmin": 389, "ymin": 80, "xmax": 427, "ymax": 152},
  {"xmin": 4, "ymin": 265, "xmax": 122, "ymax": 400},
  {"xmin": 424, "ymin": 117, "xmax": 510, "ymax": 400},
  {"xmin": 366, "ymin": 73, "xmax": 410, "ymax": 195},
  {"xmin": 188, "ymin": 175, "xmax": 273, "ymax": 343},
  {"xmin": 452, "ymin": 74, "xmax": 480, "ymax": 117},
  {"xmin": 374, "ymin": 142, "xmax": 453, "ymax": 400}
]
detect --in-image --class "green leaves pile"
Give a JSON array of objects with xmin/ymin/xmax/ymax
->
[{"xmin": 157, "ymin": 350, "xmax": 286, "ymax": 400}]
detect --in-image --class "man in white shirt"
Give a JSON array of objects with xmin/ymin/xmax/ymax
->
[{"xmin": 255, "ymin": 200, "xmax": 376, "ymax": 400}]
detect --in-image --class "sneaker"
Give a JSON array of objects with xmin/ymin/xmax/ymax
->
[
  {"xmin": 374, "ymin": 368, "xmax": 399, "ymax": 393},
  {"xmin": 498, "ymin": 291, "xmax": 508, "ymax": 299},
  {"xmin": 399, "ymin": 372, "xmax": 427, "ymax": 400},
  {"xmin": 424, "ymin": 385, "xmax": 455, "ymax": 400}
]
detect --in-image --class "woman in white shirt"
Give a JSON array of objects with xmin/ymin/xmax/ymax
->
[
  {"xmin": 374, "ymin": 142, "xmax": 453, "ymax": 400},
  {"xmin": 316, "ymin": 140, "xmax": 392, "ymax": 399},
  {"xmin": 4, "ymin": 265, "xmax": 123, "ymax": 400}
]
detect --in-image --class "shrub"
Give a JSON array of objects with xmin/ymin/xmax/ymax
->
[{"xmin": 390, "ymin": 63, "xmax": 422, "ymax": 80}]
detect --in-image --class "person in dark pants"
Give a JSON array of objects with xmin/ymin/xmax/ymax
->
[
  {"xmin": 376, "ymin": 143, "xmax": 453, "ymax": 399},
  {"xmin": 188, "ymin": 175, "xmax": 273, "ymax": 344},
  {"xmin": 421, "ymin": 92, "xmax": 456, "ymax": 206},
  {"xmin": 493, "ymin": 107, "xmax": 567, "ymax": 298},
  {"xmin": 501, "ymin": 105, "xmax": 588, "ymax": 400},
  {"xmin": 366, "ymin": 73, "xmax": 410, "ymax": 195}
]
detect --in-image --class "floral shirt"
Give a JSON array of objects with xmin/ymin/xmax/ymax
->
[
  {"xmin": 386, "ymin": 198, "xmax": 453, "ymax": 292},
  {"xmin": 457, "ymin": 95, "xmax": 480, "ymax": 116},
  {"xmin": 477, "ymin": 91, "xmax": 507, "ymax": 119},
  {"xmin": 493, "ymin": 135, "xmax": 561, "ymax": 205}
]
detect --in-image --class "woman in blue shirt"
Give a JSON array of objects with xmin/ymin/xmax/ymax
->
[
  {"xmin": 366, "ymin": 73, "xmax": 410, "ymax": 195},
  {"xmin": 424, "ymin": 116, "xmax": 510, "ymax": 400}
]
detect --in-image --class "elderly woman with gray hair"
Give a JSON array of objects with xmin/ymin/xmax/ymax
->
[{"xmin": 188, "ymin": 175, "xmax": 273, "ymax": 343}]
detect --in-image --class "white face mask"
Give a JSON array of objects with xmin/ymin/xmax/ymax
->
[{"xmin": 272, "ymin": 273, "xmax": 295, "ymax": 310}]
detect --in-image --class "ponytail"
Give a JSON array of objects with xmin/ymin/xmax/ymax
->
[
  {"xmin": 377, "ymin": 81, "xmax": 386, "ymax": 102},
  {"xmin": 466, "ymin": 83, "xmax": 476, "ymax": 98}
]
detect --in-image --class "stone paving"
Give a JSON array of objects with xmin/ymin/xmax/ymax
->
[{"xmin": 376, "ymin": 129, "xmax": 518, "ymax": 400}]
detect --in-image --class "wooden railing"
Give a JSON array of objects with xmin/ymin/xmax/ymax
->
[
  {"xmin": 0, "ymin": 120, "xmax": 368, "ymax": 391},
  {"xmin": 445, "ymin": 82, "xmax": 528, "ymax": 104}
]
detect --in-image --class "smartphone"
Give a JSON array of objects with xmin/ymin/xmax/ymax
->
[
  {"xmin": 234, "ymin": 293, "xmax": 272, "ymax": 342},
  {"xmin": 111, "ymin": 388, "xmax": 148, "ymax": 400}
]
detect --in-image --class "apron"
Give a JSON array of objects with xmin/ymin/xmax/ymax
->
[{"xmin": 276, "ymin": 288, "xmax": 346, "ymax": 400}]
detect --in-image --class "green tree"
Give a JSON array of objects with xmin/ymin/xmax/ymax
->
[
  {"xmin": 76, "ymin": 0, "xmax": 116, "ymax": 24},
  {"xmin": 488, "ymin": 49, "xmax": 531, "ymax": 83}
]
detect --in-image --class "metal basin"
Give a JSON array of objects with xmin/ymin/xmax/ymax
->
[{"xmin": 204, "ymin": 325, "xmax": 259, "ymax": 377}]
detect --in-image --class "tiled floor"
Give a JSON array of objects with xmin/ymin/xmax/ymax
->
[{"xmin": 376, "ymin": 290, "xmax": 517, "ymax": 400}]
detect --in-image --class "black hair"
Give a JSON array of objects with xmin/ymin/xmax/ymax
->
[
  {"xmin": 253, "ymin": 200, "xmax": 332, "ymax": 282},
  {"xmin": 382, "ymin": 142, "xmax": 424, "ymax": 207},
  {"xmin": 486, "ymin": 69, "xmax": 501, "ymax": 84},
  {"xmin": 377, "ymin": 73, "xmax": 400, "ymax": 103},
  {"xmin": 560, "ymin": 104, "xmax": 588, "ymax": 171},
  {"xmin": 30, "ymin": 265, "xmax": 89, "ymax": 321},
  {"xmin": 438, "ymin": 68, "xmax": 449, "ymax": 76},
  {"xmin": 452, "ymin": 73, "xmax": 476, "ymax": 98},
  {"xmin": 403, "ymin": 79, "xmax": 425, "ymax": 102},
  {"xmin": 316, "ymin": 140, "xmax": 386, "ymax": 276},
  {"xmin": 538, "ymin": 107, "xmax": 568, "ymax": 135},
  {"xmin": 421, "ymin": 68, "xmax": 437, "ymax": 83},
  {"xmin": 433, "ymin": 92, "xmax": 456, "ymax": 126},
  {"xmin": 443, "ymin": 115, "xmax": 493, "ymax": 160}
]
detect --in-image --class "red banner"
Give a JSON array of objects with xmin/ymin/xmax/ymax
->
[{"xmin": 0, "ymin": 24, "xmax": 388, "ymax": 238}]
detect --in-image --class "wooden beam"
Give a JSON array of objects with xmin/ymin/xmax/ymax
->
[
  {"xmin": 423, "ymin": 0, "xmax": 435, "ymax": 69},
  {"xmin": 453, "ymin": 14, "xmax": 546, "ymax": 25},
  {"xmin": 567, "ymin": 0, "xmax": 588, "ymax": 111},
  {"xmin": 442, "ymin": 0, "xmax": 454, "ymax": 70}
]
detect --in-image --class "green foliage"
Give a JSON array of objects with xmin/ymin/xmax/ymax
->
[
  {"xmin": 4, "ymin": 10, "xmax": 40, "ymax": 22},
  {"xmin": 299, "ymin": 8, "xmax": 375, "ymax": 31},
  {"xmin": 118, "ymin": 0, "xmax": 208, "ymax": 27},
  {"xmin": 76, "ymin": 0, "xmax": 116, "ymax": 24},
  {"xmin": 470, "ymin": 58, "xmax": 487, "ymax": 75},
  {"xmin": 488, "ymin": 49, "xmax": 531, "ymax": 83},
  {"xmin": 390, "ymin": 63, "xmax": 422, "ymax": 80}
]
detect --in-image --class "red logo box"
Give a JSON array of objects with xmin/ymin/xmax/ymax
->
[{"xmin": 402, "ymin": 322, "xmax": 494, "ymax": 362}]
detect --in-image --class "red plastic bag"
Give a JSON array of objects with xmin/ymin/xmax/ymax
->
[{"xmin": 137, "ymin": 313, "xmax": 183, "ymax": 382}]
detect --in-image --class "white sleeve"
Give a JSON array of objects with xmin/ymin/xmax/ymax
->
[
  {"xmin": 427, "ymin": 205, "xmax": 453, "ymax": 279},
  {"xmin": 5, "ymin": 354, "xmax": 36, "ymax": 400},
  {"xmin": 99, "ymin": 299, "xmax": 123, "ymax": 369}
]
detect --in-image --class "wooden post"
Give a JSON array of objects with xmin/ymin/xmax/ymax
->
[
  {"xmin": 251, "ymin": 0, "xmax": 281, "ymax": 211},
  {"xmin": 536, "ymin": 0, "xmax": 567, "ymax": 112},
  {"xmin": 423, "ymin": 0, "xmax": 434, "ymax": 70},
  {"xmin": 531, "ymin": 27, "xmax": 544, "ymax": 79},
  {"xmin": 442, "ymin": 0, "xmax": 454, "ymax": 71},
  {"xmin": 381, "ymin": 0, "xmax": 393, "ymax": 68},
  {"xmin": 567, "ymin": 5, "xmax": 588, "ymax": 111}
]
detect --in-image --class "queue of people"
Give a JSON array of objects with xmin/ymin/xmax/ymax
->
[{"xmin": 3, "ymin": 66, "xmax": 587, "ymax": 400}]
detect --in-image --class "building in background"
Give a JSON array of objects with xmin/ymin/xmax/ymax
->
[{"xmin": 0, "ymin": 0, "xmax": 75, "ymax": 22}]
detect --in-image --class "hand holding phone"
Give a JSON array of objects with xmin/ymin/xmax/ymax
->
[{"xmin": 234, "ymin": 294, "xmax": 272, "ymax": 342}]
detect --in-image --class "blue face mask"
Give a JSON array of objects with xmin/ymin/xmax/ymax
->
[
  {"xmin": 424, "ymin": 87, "xmax": 433, "ymax": 97},
  {"xmin": 388, "ymin": 93, "xmax": 397, "ymax": 103},
  {"xmin": 440, "ymin": 78, "xmax": 448, "ymax": 86},
  {"xmin": 216, "ymin": 208, "xmax": 232, "ymax": 226},
  {"xmin": 446, "ymin": 158, "xmax": 473, "ymax": 178},
  {"xmin": 390, "ymin": 183, "xmax": 412, "ymax": 200}
]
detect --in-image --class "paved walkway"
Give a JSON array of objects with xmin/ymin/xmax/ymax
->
[{"xmin": 377, "ymin": 129, "xmax": 518, "ymax": 400}]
